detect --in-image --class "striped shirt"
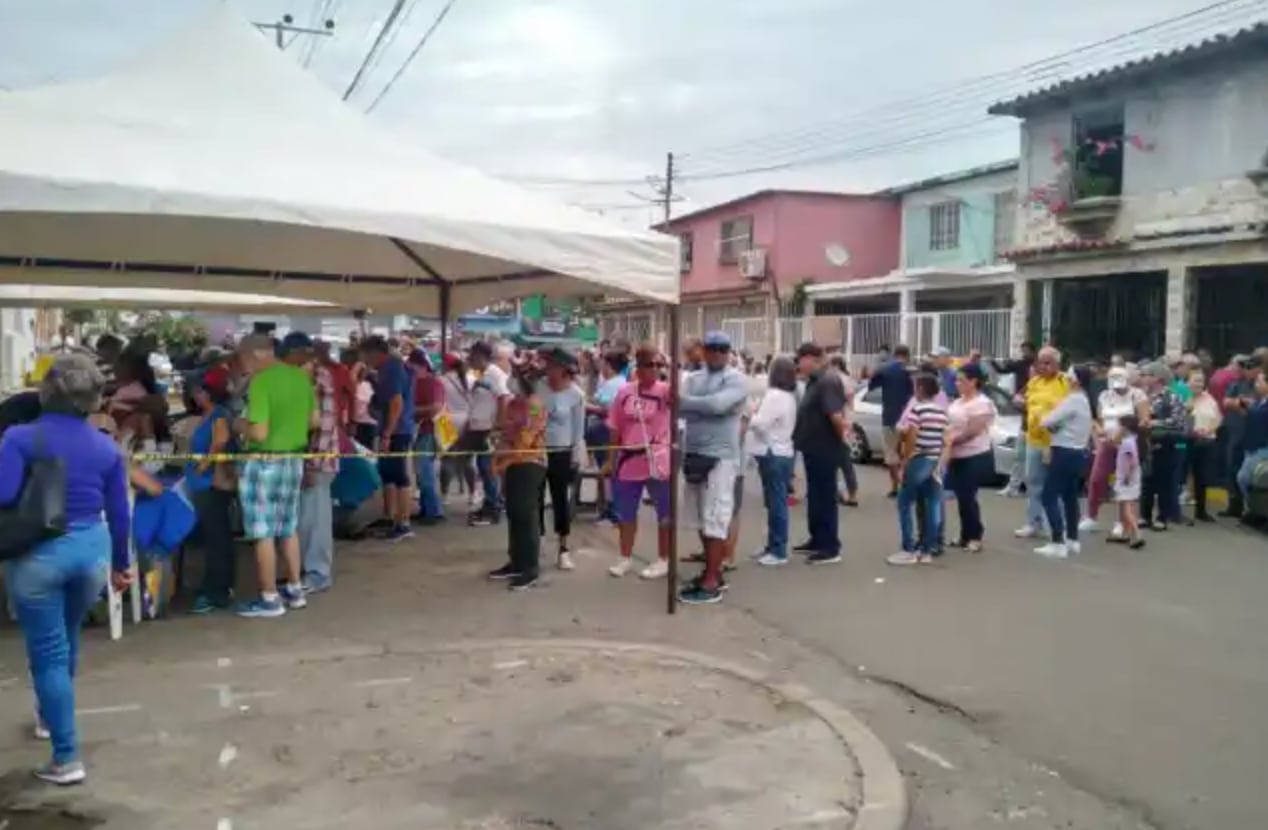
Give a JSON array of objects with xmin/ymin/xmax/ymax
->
[{"xmin": 909, "ymin": 400, "xmax": 950, "ymax": 457}]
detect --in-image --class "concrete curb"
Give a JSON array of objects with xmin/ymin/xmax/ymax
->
[{"xmin": 389, "ymin": 638, "xmax": 910, "ymax": 830}]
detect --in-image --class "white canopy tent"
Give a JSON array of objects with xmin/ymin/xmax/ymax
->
[
  {"xmin": 0, "ymin": 284, "xmax": 340, "ymax": 314},
  {"xmin": 0, "ymin": 3, "xmax": 679, "ymax": 319}
]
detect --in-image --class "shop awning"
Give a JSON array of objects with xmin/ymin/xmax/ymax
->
[{"xmin": 0, "ymin": 5, "xmax": 679, "ymax": 315}]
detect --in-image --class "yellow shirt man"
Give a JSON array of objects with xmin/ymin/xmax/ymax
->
[{"xmin": 1025, "ymin": 373, "xmax": 1069, "ymax": 447}]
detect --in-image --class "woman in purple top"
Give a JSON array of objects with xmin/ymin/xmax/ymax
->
[{"xmin": 0, "ymin": 354, "xmax": 132, "ymax": 786}]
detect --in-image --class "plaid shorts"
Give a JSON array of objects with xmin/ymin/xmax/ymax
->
[{"xmin": 239, "ymin": 458, "xmax": 304, "ymax": 541}]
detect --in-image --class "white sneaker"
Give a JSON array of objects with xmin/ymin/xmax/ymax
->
[
  {"xmin": 1078, "ymin": 518, "xmax": 1100, "ymax": 532},
  {"xmin": 33, "ymin": 760, "xmax": 85, "ymax": 786},
  {"xmin": 34, "ymin": 716, "xmax": 50, "ymax": 741},
  {"xmin": 608, "ymin": 558, "xmax": 633, "ymax": 578},
  {"xmin": 639, "ymin": 559, "xmax": 669, "ymax": 580},
  {"xmin": 1111, "ymin": 522, "xmax": 1124, "ymax": 537},
  {"xmin": 1014, "ymin": 524, "xmax": 1039, "ymax": 538},
  {"xmin": 997, "ymin": 485, "xmax": 1021, "ymax": 498},
  {"xmin": 557, "ymin": 551, "xmax": 576, "ymax": 571},
  {"xmin": 757, "ymin": 553, "xmax": 788, "ymax": 567},
  {"xmin": 1067, "ymin": 540, "xmax": 1082, "ymax": 555},
  {"xmin": 1034, "ymin": 542, "xmax": 1069, "ymax": 559}
]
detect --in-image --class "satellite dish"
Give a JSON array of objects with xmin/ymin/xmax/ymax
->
[{"xmin": 825, "ymin": 243, "xmax": 851, "ymax": 267}]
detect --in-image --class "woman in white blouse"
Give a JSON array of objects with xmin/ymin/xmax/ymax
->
[
  {"xmin": 747, "ymin": 356, "xmax": 799, "ymax": 566},
  {"xmin": 1083, "ymin": 366, "xmax": 1149, "ymax": 533}
]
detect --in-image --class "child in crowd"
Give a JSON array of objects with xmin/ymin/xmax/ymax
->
[
  {"xmin": 1110, "ymin": 415, "xmax": 1145, "ymax": 549},
  {"xmin": 889, "ymin": 374, "xmax": 951, "ymax": 566}
]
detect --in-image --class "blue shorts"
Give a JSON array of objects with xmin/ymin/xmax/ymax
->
[
  {"xmin": 239, "ymin": 458, "xmax": 304, "ymax": 540},
  {"xmin": 378, "ymin": 434, "xmax": 412, "ymax": 487}
]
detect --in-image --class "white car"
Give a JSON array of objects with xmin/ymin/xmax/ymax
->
[{"xmin": 850, "ymin": 383, "xmax": 1021, "ymax": 479}]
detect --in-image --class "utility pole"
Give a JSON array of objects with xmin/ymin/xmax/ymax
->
[
  {"xmin": 662, "ymin": 152, "xmax": 675, "ymax": 223},
  {"xmin": 253, "ymin": 13, "xmax": 336, "ymax": 50}
]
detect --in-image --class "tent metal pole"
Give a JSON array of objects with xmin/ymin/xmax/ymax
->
[
  {"xmin": 666, "ymin": 304, "xmax": 681, "ymax": 615},
  {"xmin": 439, "ymin": 282, "xmax": 451, "ymax": 353}
]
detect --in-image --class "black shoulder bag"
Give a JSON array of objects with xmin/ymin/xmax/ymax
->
[{"xmin": 0, "ymin": 429, "xmax": 69, "ymax": 561}]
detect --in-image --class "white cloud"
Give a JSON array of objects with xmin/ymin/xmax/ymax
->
[{"xmin": 0, "ymin": 0, "xmax": 1245, "ymax": 218}]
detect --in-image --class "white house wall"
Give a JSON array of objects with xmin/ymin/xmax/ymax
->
[{"xmin": 1017, "ymin": 53, "xmax": 1268, "ymax": 251}]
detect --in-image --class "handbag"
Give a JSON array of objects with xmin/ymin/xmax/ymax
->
[{"xmin": 0, "ymin": 428, "xmax": 68, "ymax": 561}]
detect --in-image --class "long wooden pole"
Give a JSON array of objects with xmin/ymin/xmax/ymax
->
[{"xmin": 664, "ymin": 151, "xmax": 680, "ymax": 615}]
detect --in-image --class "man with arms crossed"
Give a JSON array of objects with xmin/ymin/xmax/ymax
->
[
  {"xmin": 235, "ymin": 334, "xmax": 317, "ymax": 618},
  {"xmin": 678, "ymin": 331, "xmax": 750, "ymax": 606}
]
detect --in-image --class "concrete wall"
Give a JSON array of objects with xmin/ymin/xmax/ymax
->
[
  {"xmin": 1016, "ymin": 53, "xmax": 1268, "ymax": 250},
  {"xmin": 900, "ymin": 168, "xmax": 1017, "ymax": 269},
  {"xmin": 770, "ymin": 193, "xmax": 900, "ymax": 285}
]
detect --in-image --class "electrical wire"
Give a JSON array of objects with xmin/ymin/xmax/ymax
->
[
  {"xmin": 301, "ymin": 0, "xmax": 338, "ymax": 67},
  {"xmin": 342, "ymin": 0, "xmax": 410, "ymax": 101},
  {"xmin": 360, "ymin": 0, "xmax": 427, "ymax": 81},
  {"xmin": 364, "ymin": 0, "xmax": 463, "ymax": 114},
  {"xmin": 681, "ymin": 120, "xmax": 1014, "ymax": 182},
  {"xmin": 492, "ymin": 0, "xmax": 1267, "ymax": 187},
  {"xmin": 678, "ymin": 0, "xmax": 1266, "ymax": 168}
]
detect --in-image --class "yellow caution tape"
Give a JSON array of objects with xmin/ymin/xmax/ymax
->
[{"xmin": 131, "ymin": 443, "xmax": 652, "ymax": 464}]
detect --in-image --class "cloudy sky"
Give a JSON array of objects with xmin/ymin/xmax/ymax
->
[{"xmin": 2, "ymin": 0, "xmax": 1261, "ymax": 225}]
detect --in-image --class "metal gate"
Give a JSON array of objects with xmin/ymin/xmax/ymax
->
[{"xmin": 720, "ymin": 317, "xmax": 774, "ymax": 357}]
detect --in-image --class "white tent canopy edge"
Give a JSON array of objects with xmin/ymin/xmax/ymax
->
[
  {"xmin": 0, "ymin": 3, "xmax": 679, "ymax": 316},
  {"xmin": 0, "ymin": 283, "xmax": 342, "ymax": 314}
]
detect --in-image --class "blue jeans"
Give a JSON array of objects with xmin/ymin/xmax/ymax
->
[
  {"xmin": 1237, "ymin": 447, "xmax": 1268, "ymax": 504},
  {"xmin": 756, "ymin": 453, "xmax": 794, "ymax": 558},
  {"xmin": 468, "ymin": 431, "xmax": 501, "ymax": 513},
  {"xmin": 803, "ymin": 449, "xmax": 841, "ymax": 555},
  {"xmin": 1024, "ymin": 445, "xmax": 1049, "ymax": 529},
  {"xmin": 1043, "ymin": 446, "xmax": 1086, "ymax": 544},
  {"xmin": 414, "ymin": 433, "xmax": 443, "ymax": 518},
  {"xmin": 5, "ymin": 523, "xmax": 110, "ymax": 764},
  {"xmin": 898, "ymin": 456, "xmax": 942, "ymax": 553}
]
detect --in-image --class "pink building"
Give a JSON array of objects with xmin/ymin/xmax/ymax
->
[
  {"xmin": 598, "ymin": 189, "xmax": 900, "ymax": 350},
  {"xmin": 667, "ymin": 189, "xmax": 900, "ymax": 303}
]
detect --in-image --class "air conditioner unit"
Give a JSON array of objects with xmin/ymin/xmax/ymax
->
[{"xmin": 739, "ymin": 248, "xmax": 767, "ymax": 279}]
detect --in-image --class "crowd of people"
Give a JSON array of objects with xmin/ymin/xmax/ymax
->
[{"xmin": 1, "ymin": 322, "xmax": 1266, "ymax": 784}]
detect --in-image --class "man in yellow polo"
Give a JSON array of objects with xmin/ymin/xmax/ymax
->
[{"xmin": 1016, "ymin": 346, "xmax": 1068, "ymax": 539}]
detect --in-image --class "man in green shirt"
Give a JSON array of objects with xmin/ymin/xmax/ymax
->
[{"xmin": 234, "ymin": 334, "xmax": 317, "ymax": 619}]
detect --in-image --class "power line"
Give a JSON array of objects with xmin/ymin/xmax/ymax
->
[
  {"xmin": 682, "ymin": 121, "xmax": 1014, "ymax": 182},
  {"xmin": 342, "ymin": 0, "xmax": 409, "ymax": 101},
  {"xmin": 302, "ymin": 0, "xmax": 338, "ymax": 67},
  {"xmin": 678, "ymin": 0, "xmax": 1265, "ymax": 168},
  {"xmin": 493, "ymin": 0, "xmax": 1266, "ymax": 189},
  {"xmin": 361, "ymin": 0, "xmax": 427, "ymax": 81},
  {"xmin": 365, "ymin": 0, "xmax": 463, "ymax": 113}
]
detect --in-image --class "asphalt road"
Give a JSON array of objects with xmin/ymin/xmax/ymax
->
[
  {"xmin": 1, "ymin": 465, "xmax": 1263, "ymax": 830},
  {"xmin": 664, "ymin": 464, "xmax": 1268, "ymax": 830}
]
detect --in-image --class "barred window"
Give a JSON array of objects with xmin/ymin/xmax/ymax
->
[{"xmin": 928, "ymin": 201, "xmax": 960, "ymax": 251}]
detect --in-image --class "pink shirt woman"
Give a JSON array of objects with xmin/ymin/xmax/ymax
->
[
  {"xmin": 948, "ymin": 394, "xmax": 997, "ymax": 459},
  {"xmin": 605, "ymin": 349, "xmax": 673, "ymax": 579},
  {"xmin": 607, "ymin": 379, "xmax": 671, "ymax": 482}
]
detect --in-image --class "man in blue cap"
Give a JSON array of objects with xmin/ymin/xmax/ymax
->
[
  {"xmin": 360, "ymin": 335, "xmax": 416, "ymax": 541},
  {"xmin": 678, "ymin": 330, "xmax": 750, "ymax": 605}
]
